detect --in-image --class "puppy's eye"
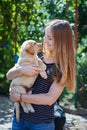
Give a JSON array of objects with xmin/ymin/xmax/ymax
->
[{"xmin": 34, "ymin": 42, "xmax": 36, "ymax": 45}]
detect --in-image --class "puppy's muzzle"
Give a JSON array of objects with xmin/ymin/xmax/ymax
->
[{"xmin": 37, "ymin": 43, "xmax": 43, "ymax": 53}]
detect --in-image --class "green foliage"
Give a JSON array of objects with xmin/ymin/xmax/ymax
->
[
  {"xmin": 78, "ymin": 0, "xmax": 87, "ymax": 41},
  {"xmin": 76, "ymin": 36, "xmax": 87, "ymax": 108},
  {"xmin": 77, "ymin": 37, "xmax": 87, "ymax": 88}
]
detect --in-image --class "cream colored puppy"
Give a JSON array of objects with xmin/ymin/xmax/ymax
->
[{"xmin": 8, "ymin": 40, "xmax": 47, "ymax": 121}]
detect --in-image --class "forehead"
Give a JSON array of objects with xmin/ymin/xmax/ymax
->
[{"xmin": 45, "ymin": 26, "xmax": 52, "ymax": 35}]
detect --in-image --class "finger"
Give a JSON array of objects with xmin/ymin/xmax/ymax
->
[
  {"xmin": 30, "ymin": 70, "xmax": 38, "ymax": 75},
  {"xmin": 32, "ymin": 66, "xmax": 43, "ymax": 71}
]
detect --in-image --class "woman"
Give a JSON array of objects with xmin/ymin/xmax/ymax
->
[{"xmin": 7, "ymin": 19, "xmax": 76, "ymax": 130}]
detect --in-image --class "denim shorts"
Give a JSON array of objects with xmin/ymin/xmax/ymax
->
[{"xmin": 11, "ymin": 115, "xmax": 55, "ymax": 130}]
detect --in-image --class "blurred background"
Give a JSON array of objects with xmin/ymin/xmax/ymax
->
[{"xmin": 0, "ymin": 0, "xmax": 87, "ymax": 109}]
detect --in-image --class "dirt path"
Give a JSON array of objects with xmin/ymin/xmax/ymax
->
[
  {"xmin": 0, "ymin": 95, "xmax": 13, "ymax": 129},
  {"xmin": 0, "ymin": 94, "xmax": 87, "ymax": 130}
]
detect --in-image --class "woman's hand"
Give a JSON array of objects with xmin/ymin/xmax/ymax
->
[
  {"xmin": 9, "ymin": 87, "xmax": 20, "ymax": 102},
  {"xmin": 21, "ymin": 64, "xmax": 43, "ymax": 76}
]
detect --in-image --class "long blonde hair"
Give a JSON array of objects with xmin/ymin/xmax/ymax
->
[{"xmin": 44, "ymin": 19, "xmax": 76, "ymax": 92}]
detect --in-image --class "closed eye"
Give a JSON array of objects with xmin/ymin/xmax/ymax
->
[
  {"xmin": 47, "ymin": 35, "xmax": 52, "ymax": 40},
  {"xmin": 48, "ymin": 38, "xmax": 52, "ymax": 40}
]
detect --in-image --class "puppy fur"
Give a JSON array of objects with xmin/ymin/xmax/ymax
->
[{"xmin": 9, "ymin": 40, "xmax": 47, "ymax": 121}]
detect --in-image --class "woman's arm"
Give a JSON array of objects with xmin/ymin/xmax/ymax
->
[
  {"xmin": 6, "ymin": 66, "xmax": 22, "ymax": 80},
  {"xmin": 6, "ymin": 65, "xmax": 43, "ymax": 80},
  {"xmin": 10, "ymin": 80, "xmax": 64, "ymax": 106}
]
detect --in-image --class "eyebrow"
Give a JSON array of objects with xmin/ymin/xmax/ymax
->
[{"xmin": 47, "ymin": 35, "xmax": 52, "ymax": 38}]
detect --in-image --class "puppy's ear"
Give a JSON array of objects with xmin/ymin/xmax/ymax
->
[
  {"xmin": 25, "ymin": 44, "xmax": 30, "ymax": 51},
  {"xmin": 25, "ymin": 44, "xmax": 35, "ymax": 55}
]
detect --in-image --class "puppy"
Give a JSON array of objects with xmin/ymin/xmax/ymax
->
[{"xmin": 8, "ymin": 40, "xmax": 47, "ymax": 121}]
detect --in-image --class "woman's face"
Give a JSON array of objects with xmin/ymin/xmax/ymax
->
[{"xmin": 44, "ymin": 26, "xmax": 54, "ymax": 52}]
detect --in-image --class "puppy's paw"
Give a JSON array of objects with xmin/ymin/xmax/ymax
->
[
  {"xmin": 29, "ymin": 107, "xmax": 35, "ymax": 113},
  {"xmin": 23, "ymin": 108, "xmax": 29, "ymax": 113},
  {"xmin": 40, "ymin": 72, "xmax": 47, "ymax": 79},
  {"xmin": 42, "ymin": 74, "xmax": 47, "ymax": 79},
  {"xmin": 26, "ymin": 104, "xmax": 35, "ymax": 113}
]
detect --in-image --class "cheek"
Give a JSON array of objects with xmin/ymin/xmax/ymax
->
[
  {"xmin": 49, "ymin": 41, "xmax": 54, "ymax": 48},
  {"xmin": 47, "ymin": 43, "xmax": 54, "ymax": 51}
]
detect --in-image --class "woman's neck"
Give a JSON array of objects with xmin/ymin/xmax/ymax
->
[{"xmin": 44, "ymin": 53, "xmax": 55, "ymax": 64}]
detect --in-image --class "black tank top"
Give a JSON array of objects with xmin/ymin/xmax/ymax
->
[{"xmin": 20, "ymin": 61, "xmax": 56, "ymax": 123}]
